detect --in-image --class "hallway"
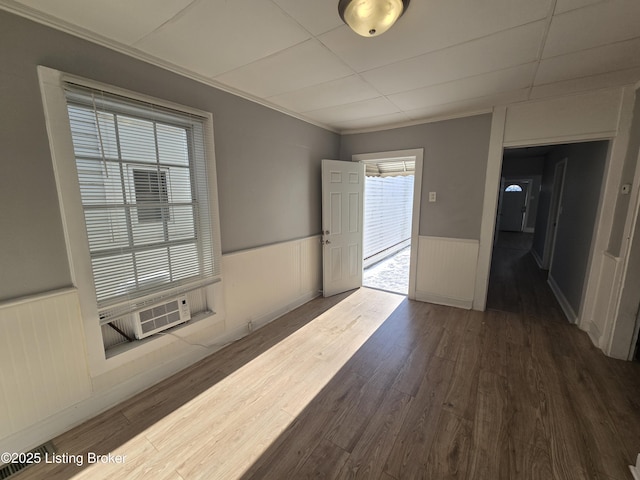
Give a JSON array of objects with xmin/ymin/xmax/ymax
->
[{"xmin": 487, "ymin": 231, "xmax": 567, "ymax": 322}]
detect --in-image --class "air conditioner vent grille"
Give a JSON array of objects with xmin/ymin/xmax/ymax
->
[{"xmin": 133, "ymin": 296, "xmax": 190, "ymax": 339}]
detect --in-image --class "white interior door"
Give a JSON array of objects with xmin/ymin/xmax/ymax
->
[{"xmin": 322, "ymin": 159, "xmax": 365, "ymax": 297}]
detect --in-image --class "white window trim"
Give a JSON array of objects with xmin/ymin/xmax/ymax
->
[{"xmin": 38, "ymin": 66, "xmax": 224, "ymax": 375}]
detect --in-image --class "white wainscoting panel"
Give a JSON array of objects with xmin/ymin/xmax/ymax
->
[
  {"xmin": 222, "ymin": 236, "xmax": 322, "ymax": 333},
  {"xmin": 0, "ymin": 238, "xmax": 322, "ymax": 455},
  {"xmin": 588, "ymin": 252, "xmax": 621, "ymax": 349},
  {"xmin": 0, "ymin": 289, "xmax": 91, "ymax": 440},
  {"xmin": 414, "ymin": 236, "xmax": 479, "ymax": 309}
]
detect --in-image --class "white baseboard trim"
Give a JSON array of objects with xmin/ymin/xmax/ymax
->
[
  {"xmin": 415, "ymin": 290, "xmax": 473, "ymax": 310},
  {"xmin": 584, "ymin": 320, "xmax": 603, "ymax": 349},
  {"xmin": 530, "ymin": 248, "xmax": 544, "ymax": 269},
  {"xmin": 630, "ymin": 454, "xmax": 640, "ymax": 480},
  {"xmin": 548, "ymin": 275, "xmax": 578, "ymax": 323}
]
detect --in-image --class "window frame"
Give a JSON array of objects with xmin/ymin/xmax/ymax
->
[{"xmin": 38, "ymin": 66, "xmax": 223, "ymax": 374}]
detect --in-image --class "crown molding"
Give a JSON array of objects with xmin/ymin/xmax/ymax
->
[
  {"xmin": 0, "ymin": 1, "xmax": 340, "ymax": 134},
  {"xmin": 339, "ymin": 108, "xmax": 493, "ymax": 135}
]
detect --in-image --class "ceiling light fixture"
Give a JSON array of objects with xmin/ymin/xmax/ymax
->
[{"xmin": 338, "ymin": 0, "xmax": 410, "ymax": 37}]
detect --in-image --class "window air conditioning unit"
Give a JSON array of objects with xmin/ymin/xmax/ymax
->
[{"xmin": 133, "ymin": 295, "xmax": 191, "ymax": 339}]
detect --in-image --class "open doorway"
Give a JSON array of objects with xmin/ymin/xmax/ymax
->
[
  {"xmin": 487, "ymin": 141, "xmax": 609, "ymax": 322},
  {"xmin": 352, "ymin": 149, "xmax": 423, "ymax": 297},
  {"xmin": 362, "ymin": 167, "xmax": 414, "ymax": 294}
]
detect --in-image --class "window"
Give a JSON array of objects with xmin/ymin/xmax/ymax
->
[
  {"xmin": 505, "ymin": 184, "xmax": 523, "ymax": 192},
  {"xmin": 63, "ymin": 83, "xmax": 220, "ymax": 319}
]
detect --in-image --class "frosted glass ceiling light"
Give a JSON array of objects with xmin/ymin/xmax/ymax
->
[{"xmin": 338, "ymin": 0, "xmax": 409, "ymax": 37}]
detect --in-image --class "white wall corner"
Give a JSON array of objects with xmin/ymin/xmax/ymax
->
[
  {"xmin": 474, "ymin": 106, "xmax": 507, "ymax": 311},
  {"xmin": 579, "ymin": 85, "xmax": 637, "ymax": 356}
]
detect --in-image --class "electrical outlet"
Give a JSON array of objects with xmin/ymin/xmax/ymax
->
[{"xmin": 429, "ymin": 191, "xmax": 437, "ymax": 202}]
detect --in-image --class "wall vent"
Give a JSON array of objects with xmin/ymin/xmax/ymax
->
[
  {"xmin": 0, "ymin": 442, "xmax": 55, "ymax": 479},
  {"xmin": 133, "ymin": 295, "xmax": 191, "ymax": 339}
]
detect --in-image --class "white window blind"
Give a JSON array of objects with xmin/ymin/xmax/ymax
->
[
  {"xmin": 363, "ymin": 175, "xmax": 414, "ymax": 261},
  {"xmin": 63, "ymin": 83, "xmax": 220, "ymax": 319}
]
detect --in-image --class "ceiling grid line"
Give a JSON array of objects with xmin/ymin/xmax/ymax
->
[
  {"xmin": 1, "ymin": 0, "xmax": 639, "ymax": 132},
  {"xmin": 527, "ymin": 0, "xmax": 559, "ymax": 100}
]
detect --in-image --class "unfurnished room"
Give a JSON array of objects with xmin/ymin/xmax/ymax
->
[{"xmin": 1, "ymin": 1, "xmax": 640, "ymax": 479}]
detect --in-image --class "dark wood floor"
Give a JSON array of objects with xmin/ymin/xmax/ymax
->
[
  {"xmin": 486, "ymin": 231, "xmax": 566, "ymax": 321},
  {"xmin": 11, "ymin": 236, "xmax": 640, "ymax": 479}
]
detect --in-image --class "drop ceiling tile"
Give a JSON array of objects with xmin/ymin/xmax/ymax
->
[
  {"xmin": 333, "ymin": 112, "xmax": 413, "ymax": 132},
  {"xmin": 536, "ymin": 37, "xmax": 640, "ymax": 85},
  {"xmin": 531, "ymin": 67, "xmax": 640, "ymax": 99},
  {"xmin": 303, "ymin": 96, "xmax": 400, "ymax": 125},
  {"xmin": 320, "ymin": 0, "xmax": 551, "ymax": 72},
  {"xmin": 403, "ymin": 89, "xmax": 530, "ymax": 121},
  {"xmin": 214, "ymin": 40, "xmax": 352, "ymax": 98},
  {"xmin": 361, "ymin": 22, "xmax": 545, "ymax": 95},
  {"xmin": 543, "ymin": 0, "xmax": 640, "ymax": 58},
  {"xmin": 554, "ymin": 0, "xmax": 603, "ymax": 14},
  {"xmin": 267, "ymin": 75, "xmax": 381, "ymax": 113},
  {"xmin": 134, "ymin": 0, "xmax": 310, "ymax": 78},
  {"xmin": 388, "ymin": 63, "xmax": 536, "ymax": 111},
  {"xmin": 14, "ymin": 0, "xmax": 194, "ymax": 45},
  {"xmin": 270, "ymin": 0, "xmax": 343, "ymax": 36}
]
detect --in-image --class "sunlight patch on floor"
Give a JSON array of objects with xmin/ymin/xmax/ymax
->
[{"xmin": 70, "ymin": 288, "xmax": 405, "ymax": 480}]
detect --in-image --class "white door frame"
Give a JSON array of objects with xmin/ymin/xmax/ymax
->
[
  {"xmin": 544, "ymin": 159, "xmax": 567, "ymax": 270},
  {"xmin": 351, "ymin": 149, "xmax": 424, "ymax": 300}
]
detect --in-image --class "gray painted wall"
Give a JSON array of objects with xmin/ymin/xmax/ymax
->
[
  {"xmin": 608, "ymin": 92, "xmax": 640, "ymax": 256},
  {"xmin": 533, "ymin": 141, "xmax": 609, "ymax": 315},
  {"xmin": 0, "ymin": 11, "xmax": 339, "ymax": 302},
  {"xmin": 340, "ymin": 114, "xmax": 492, "ymax": 240}
]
